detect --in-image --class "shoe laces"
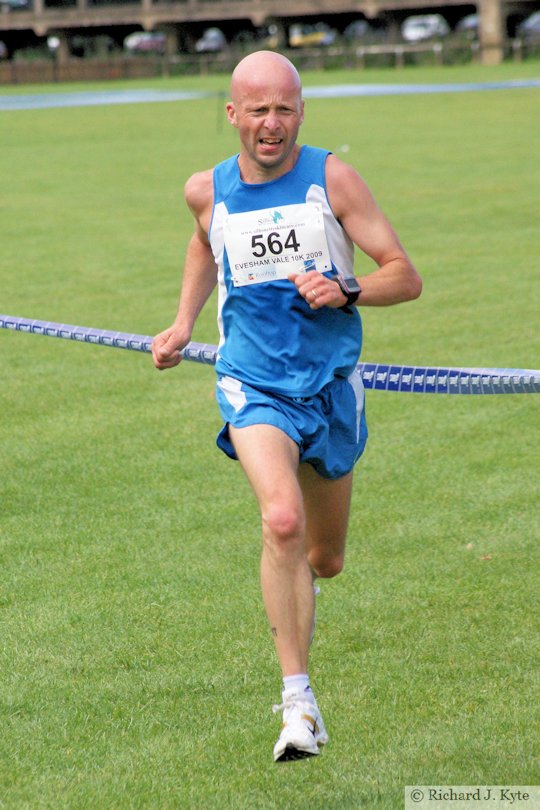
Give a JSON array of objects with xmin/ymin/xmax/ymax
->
[{"xmin": 272, "ymin": 694, "xmax": 312, "ymax": 715}]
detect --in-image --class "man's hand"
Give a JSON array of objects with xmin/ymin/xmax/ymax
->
[
  {"xmin": 151, "ymin": 326, "xmax": 189, "ymax": 370},
  {"xmin": 289, "ymin": 271, "xmax": 348, "ymax": 310}
]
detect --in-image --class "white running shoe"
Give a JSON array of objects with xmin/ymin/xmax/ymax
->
[{"xmin": 272, "ymin": 688, "xmax": 329, "ymax": 762}]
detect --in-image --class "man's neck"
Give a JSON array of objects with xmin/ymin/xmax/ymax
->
[{"xmin": 237, "ymin": 145, "xmax": 301, "ymax": 185}]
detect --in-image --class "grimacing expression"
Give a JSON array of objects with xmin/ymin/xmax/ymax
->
[{"xmin": 227, "ymin": 69, "xmax": 304, "ymax": 175}]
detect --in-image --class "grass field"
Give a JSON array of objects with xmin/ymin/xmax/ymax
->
[{"xmin": 1, "ymin": 60, "xmax": 539, "ymax": 809}]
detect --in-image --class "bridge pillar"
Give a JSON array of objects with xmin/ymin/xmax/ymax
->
[
  {"xmin": 478, "ymin": 0, "xmax": 505, "ymax": 64},
  {"xmin": 55, "ymin": 33, "xmax": 70, "ymax": 65},
  {"xmin": 163, "ymin": 25, "xmax": 179, "ymax": 56}
]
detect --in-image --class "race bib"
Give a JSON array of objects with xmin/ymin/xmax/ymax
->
[{"xmin": 223, "ymin": 202, "xmax": 331, "ymax": 287}]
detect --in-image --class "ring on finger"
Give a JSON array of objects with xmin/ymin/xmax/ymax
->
[{"xmin": 310, "ymin": 288, "xmax": 318, "ymax": 299}]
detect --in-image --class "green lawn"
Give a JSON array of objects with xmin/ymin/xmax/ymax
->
[{"xmin": 1, "ymin": 61, "xmax": 539, "ymax": 809}]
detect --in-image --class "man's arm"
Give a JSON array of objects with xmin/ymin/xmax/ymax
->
[
  {"xmin": 291, "ymin": 155, "xmax": 422, "ymax": 310},
  {"xmin": 326, "ymin": 155, "xmax": 422, "ymax": 306},
  {"xmin": 152, "ymin": 171, "xmax": 216, "ymax": 370}
]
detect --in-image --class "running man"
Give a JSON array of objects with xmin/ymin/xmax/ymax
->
[{"xmin": 152, "ymin": 50, "xmax": 422, "ymax": 762}]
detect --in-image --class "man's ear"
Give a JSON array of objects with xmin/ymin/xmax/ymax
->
[{"xmin": 226, "ymin": 102, "xmax": 238, "ymax": 128}]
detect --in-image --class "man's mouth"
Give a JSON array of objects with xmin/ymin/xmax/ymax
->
[{"xmin": 259, "ymin": 138, "xmax": 283, "ymax": 146}]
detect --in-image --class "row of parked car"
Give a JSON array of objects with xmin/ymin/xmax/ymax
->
[
  {"xmin": 287, "ymin": 13, "xmax": 540, "ymax": 46},
  {"xmin": 122, "ymin": 12, "xmax": 540, "ymax": 55},
  {"xmin": 2, "ymin": 11, "xmax": 539, "ymax": 60},
  {"xmin": 401, "ymin": 11, "xmax": 540, "ymax": 42},
  {"xmin": 124, "ymin": 27, "xmax": 227, "ymax": 55}
]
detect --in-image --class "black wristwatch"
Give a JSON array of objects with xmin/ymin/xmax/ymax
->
[{"xmin": 336, "ymin": 275, "xmax": 361, "ymax": 309}]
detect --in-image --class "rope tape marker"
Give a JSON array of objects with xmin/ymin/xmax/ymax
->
[{"xmin": 1, "ymin": 315, "xmax": 539, "ymax": 395}]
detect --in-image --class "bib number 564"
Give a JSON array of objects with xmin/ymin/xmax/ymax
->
[{"xmin": 251, "ymin": 229, "xmax": 300, "ymax": 258}]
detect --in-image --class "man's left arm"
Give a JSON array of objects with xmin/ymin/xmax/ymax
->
[
  {"xmin": 326, "ymin": 154, "xmax": 422, "ymax": 306},
  {"xmin": 291, "ymin": 155, "xmax": 422, "ymax": 309}
]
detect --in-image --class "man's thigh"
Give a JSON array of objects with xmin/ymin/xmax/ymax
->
[{"xmin": 228, "ymin": 423, "xmax": 301, "ymax": 512}]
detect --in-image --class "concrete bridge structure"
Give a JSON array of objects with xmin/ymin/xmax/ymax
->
[{"xmin": 0, "ymin": 0, "xmax": 537, "ymax": 65}]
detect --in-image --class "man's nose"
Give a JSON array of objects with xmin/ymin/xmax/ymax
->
[{"xmin": 263, "ymin": 111, "xmax": 280, "ymax": 130}]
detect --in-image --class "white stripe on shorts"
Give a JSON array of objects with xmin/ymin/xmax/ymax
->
[
  {"xmin": 347, "ymin": 370, "xmax": 366, "ymax": 442},
  {"xmin": 217, "ymin": 376, "xmax": 247, "ymax": 413}
]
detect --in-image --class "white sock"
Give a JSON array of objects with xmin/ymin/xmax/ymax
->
[{"xmin": 283, "ymin": 674, "xmax": 316, "ymax": 704}]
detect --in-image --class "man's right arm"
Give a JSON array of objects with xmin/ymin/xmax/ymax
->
[{"xmin": 152, "ymin": 171, "xmax": 216, "ymax": 370}]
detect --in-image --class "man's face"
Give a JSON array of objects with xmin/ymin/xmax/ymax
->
[{"xmin": 227, "ymin": 77, "xmax": 304, "ymax": 179}]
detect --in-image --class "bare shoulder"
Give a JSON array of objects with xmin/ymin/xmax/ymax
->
[
  {"xmin": 184, "ymin": 169, "xmax": 214, "ymax": 218},
  {"xmin": 325, "ymin": 154, "xmax": 375, "ymax": 217}
]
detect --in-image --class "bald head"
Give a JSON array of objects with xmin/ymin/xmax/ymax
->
[
  {"xmin": 230, "ymin": 51, "xmax": 302, "ymax": 108},
  {"xmin": 226, "ymin": 50, "xmax": 305, "ymax": 181}
]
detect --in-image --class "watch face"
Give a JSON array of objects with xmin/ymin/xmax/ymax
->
[{"xmin": 341, "ymin": 276, "xmax": 361, "ymax": 294}]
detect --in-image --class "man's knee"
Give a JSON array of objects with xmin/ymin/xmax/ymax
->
[
  {"xmin": 309, "ymin": 549, "xmax": 344, "ymax": 579},
  {"xmin": 262, "ymin": 503, "xmax": 304, "ymax": 551}
]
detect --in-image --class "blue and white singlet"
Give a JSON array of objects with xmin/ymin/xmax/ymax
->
[{"xmin": 209, "ymin": 145, "xmax": 363, "ymax": 398}]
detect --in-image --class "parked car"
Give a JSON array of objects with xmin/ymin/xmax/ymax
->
[
  {"xmin": 124, "ymin": 32, "xmax": 166, "ymax": 55},
  {"xmin": 343, "ymin": 20, "xmax": 371, "ymax": 41},
  {"xmin": 195, "ymin": 28, "xmax": 226, "ymax": 53},
  {"xmin": 0, "ymin": 0, "xmax": 29, "ymax": 8},
  {"xmin": 516, "ymin": 11, "xmax": 540, "ymax": 39},
  {"xmin": 233, "ymin": 25, "xmax": 280, "ymax": 49},
  {"xmin": 258, "ymin": 24, "xmax": 280, "ymax": 49},
  {"xmin": 456, "ymin": 13, "xmax": 479, "ymax": 39},
  {"xmin": 289, "ymin": 23, "xmax": 336, "ymax": 48},
  {"xmin": 401, "ymin": 14, "xmax": 450, "ymax": 42}
]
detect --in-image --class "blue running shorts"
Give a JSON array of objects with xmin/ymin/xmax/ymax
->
[{"xmin": 215, "ymin": 372, "xmax": 368, "ymax": 480}]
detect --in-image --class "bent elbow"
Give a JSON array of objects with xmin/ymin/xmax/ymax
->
[
  {"xmin": 409, "ymin": 274, "xmax": 423, "ymax": 301},
  {"xmin": 404, "ymin": 267, "xmax": 422, "ymax": 301}
]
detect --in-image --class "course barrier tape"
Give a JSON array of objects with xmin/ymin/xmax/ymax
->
[{"xmin": 2, "ymin": 315, "xmax": 539, "ymax": 395}]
